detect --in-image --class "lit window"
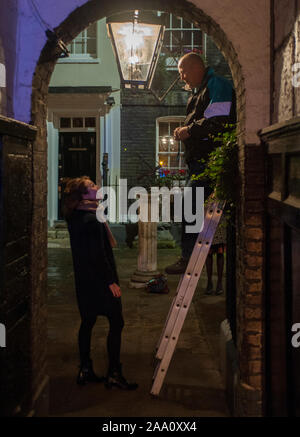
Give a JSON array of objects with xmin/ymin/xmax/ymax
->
[
  {"xmin": 67, "ymin": 22, "xmax": 97, "ymax": 58},
  {"xmin": 157, "ymin": 118, "xmax": 187, "ymax": 181}
]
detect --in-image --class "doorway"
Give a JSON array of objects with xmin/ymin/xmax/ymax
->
[{"xmin": 58, "ymin": 132, "xmax": 96, "ymax": 219}]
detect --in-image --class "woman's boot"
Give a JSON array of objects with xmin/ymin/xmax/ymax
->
[
  {"xmin": 105, "ymin": 364, "xmax": 138, "ymax": 390},
  {"xmin": 77, "ymin": 359, "xmax": 105, "ymax": 385}
]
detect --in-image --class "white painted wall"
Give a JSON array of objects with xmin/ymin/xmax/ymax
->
[{"xmin": 50, "ymin": 19, "xmax": 120, "ymax": 93}]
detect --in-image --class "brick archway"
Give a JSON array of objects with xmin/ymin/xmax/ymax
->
[{"xmin": 30, "ymin": 0, "xmax": 261, "ymax": 417}]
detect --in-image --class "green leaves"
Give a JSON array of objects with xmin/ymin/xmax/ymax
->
[{"xmin": 191, "ymin": 124, "xmax": 238, "ymax": 206}]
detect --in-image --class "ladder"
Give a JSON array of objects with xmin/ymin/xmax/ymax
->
[{"xmin": 151, "ymin": 200, "xmax": 226, "ymax": 396}]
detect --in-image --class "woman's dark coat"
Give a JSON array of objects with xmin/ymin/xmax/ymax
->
[{"xmin": 67, "ymin": 210, "xmax": 119, "ymax": 319}]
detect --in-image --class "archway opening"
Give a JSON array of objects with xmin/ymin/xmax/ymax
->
[{"xmin": 32, "ymin": 0, "xmax": 245, "ymax": 416}]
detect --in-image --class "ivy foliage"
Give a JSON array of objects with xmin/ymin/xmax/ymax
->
[{"xmin": 191, "ymin": 124, "xmax": 238, "ymax": 206}]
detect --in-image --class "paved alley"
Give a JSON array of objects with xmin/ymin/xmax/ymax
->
[{"xmin": 47, "ymin": 245, "xmax": 229, "ymax": 417}]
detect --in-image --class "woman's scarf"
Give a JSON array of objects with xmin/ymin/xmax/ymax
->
[
  {"xmin": 76, "ymin": 197, "xmax": 117, "ymax": 248},
  {"xmin": 76, "ymin": 199, "xmax": 99, "ymax": 212}
]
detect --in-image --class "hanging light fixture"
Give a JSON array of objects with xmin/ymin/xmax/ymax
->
[{"xmin": 107, "ymin": 10, "xmax": 165, "ymax": 89}]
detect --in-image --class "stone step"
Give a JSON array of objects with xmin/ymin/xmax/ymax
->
[
  {"xmin": 48, "ymin": 229, "xmax": 70, "ymax": 239},
  {"xmin": 53, "ymin": 220, "xmax": 67, "ymax": 229}
]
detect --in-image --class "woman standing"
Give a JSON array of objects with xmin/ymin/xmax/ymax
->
[{"xmin": 63, "ymin": 176, "xmax": 137, "ymax": 390}]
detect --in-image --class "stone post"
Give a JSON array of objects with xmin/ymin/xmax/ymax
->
[{"xmin": 129, "ymin": 194, "xmax": 159, "ymax": 288}]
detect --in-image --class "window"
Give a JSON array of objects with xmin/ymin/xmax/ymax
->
[
  {"xmin": 160, "ymin": 13, "xmax": 204, "ymax": 69},
  {"xmin": 157, "ymin": 118, "xmax": 186, "ymax": 179},
  {"xmin": 59, "ymin": 117, "xmax": 96, "ymax": 129},
  {"xmin": 67, "ymin": 22, "xmax": 97, "ymax": 59}
]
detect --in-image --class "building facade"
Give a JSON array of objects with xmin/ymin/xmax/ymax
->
[{"xmin": 47, "ymin": 18, "xmax": 121, "ymax": 225}]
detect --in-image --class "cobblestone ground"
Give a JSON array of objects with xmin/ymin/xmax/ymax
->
[{"xmin": 47, "ymin": 243, "xmax": 229, "ymax": 417}]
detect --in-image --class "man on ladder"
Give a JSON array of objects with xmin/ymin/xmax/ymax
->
[
  {"xmin": 150, "ymin": 53, "xmax": 237, "ymax": 397},
  {"xmin": 165, "ymin": 52, "xmax": 236, "ymax": 278}
]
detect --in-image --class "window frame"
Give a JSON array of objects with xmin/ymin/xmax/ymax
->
[
  {"xmin": 58, "ymin": 21, "xmax": 99, "ymax": 64},
  {"xmin": 156, "ymin": 116, "xmax": 187, "ymax": 174},
  {"xmin": 58, "ymin": 115, "xmax": 97, "ymax": 132}
]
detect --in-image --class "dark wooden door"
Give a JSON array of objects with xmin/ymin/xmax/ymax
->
[
  {"xmin": 58, "ymin": 132, "xmax": 96, "ymax": 219},
  {"xmin": 262, "ymin": 119, "xmax": 300, "ymax": 416}
]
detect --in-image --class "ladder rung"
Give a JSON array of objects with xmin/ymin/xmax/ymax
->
[
  {"xmin": 156, "ymin": 201, "xmax": 224, "ymax": 360},
  {"xmin": 151, "ymin": 200, "xmax": 225, "ymax": 396}
]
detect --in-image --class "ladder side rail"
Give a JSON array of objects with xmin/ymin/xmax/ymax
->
[
  {"xmin": 151, "ymin": 201, "xmax": 225, "ymax": 395},
  {"xmin": 155, "ymin": 206, "xmax": 214, "ymax": 354},
  {"xmin": 156, "ymin": 202, "xmax": 221, "ymax": 359},
  {"xmin": 155, "ymin": 276, "xmax": 183, "ymax": 352}
]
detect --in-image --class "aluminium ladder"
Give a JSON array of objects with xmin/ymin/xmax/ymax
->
[{"xmin": 151, "ymin": 200, "xmax": 226, "ymax": 396}]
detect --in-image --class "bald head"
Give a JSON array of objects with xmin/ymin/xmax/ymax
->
[
  {"xmin": 178, "ymin": 52, "xmax": 205, "ymax": 70},
  {"xmin": 178, "ymin": 53, "xmax": 206, "ymax": 89}
]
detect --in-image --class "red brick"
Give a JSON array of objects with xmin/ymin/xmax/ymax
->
[
  {"xmin": 246, "ymin": 321, "xmax": 262, "ymax": 332},
  {"xmin": 246, "ymin": 241, "xmax": 263, "ymax": 253},
  {"xmin": 246, "ymin": 282, "xmax": 262, "ymax": 293},
  {"xmin": 248, "ymin": 360, "xmax": 262, "ymax": 375},
  {"xmin": 245, "ymin": 268, "xmax": 263, "ymax": 280},
  {"xmin": 245, "ymin": 293, "xmax": 262, "ymax": 305},
  {"xmin": 245, "ymin": 215, "xmax": 263, "ymax": 227},
  {"xmin": 245, "ymin": 307, "xmax": 262, "ymax": 320},
  {"xmin": 245, "ymin": 228, "xmax": 263, "ymax": 240},
  {"xmin": 245, "ymin": 255, "xmax": 263, "ymax": 267},
  {"xmin": 247, "ymin": 334, "xmax": 262, "ymax": 347},
  {"xmin": 248, "ymin": 346, "xmax": 263, "ymax": 360},
  {"xmin": 248, "ymin": 374, "xmax": 263, "ymax": 389},
  {"xmin": 244, "ymin": 200, "xmax": 264, "ymax": 213}
]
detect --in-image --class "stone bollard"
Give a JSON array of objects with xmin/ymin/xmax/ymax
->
[{"xmin": 129, "ymin": 194, "xmax": 160, "ymax": 288}]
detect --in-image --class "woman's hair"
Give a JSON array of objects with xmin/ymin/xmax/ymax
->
[{"xmin": 62, "ymin": 176, "xmax": 91, "ymax": 219}]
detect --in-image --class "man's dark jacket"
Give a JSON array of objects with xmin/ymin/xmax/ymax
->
[
  {"xmin": 67, "ymin": 210, "xmax": 119, "ymax": 319},
  {"xmin": 183, "ymin": 67, "xmax": 236, "ymax": 164}
]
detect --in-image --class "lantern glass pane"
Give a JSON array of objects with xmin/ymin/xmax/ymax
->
[{"xmin": 110, "ymin": 22, "xmax": 161, "ymax": 83}]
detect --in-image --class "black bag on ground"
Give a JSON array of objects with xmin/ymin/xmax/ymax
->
[{"xmin": 146, "ymin": 275, "xmax": 169, "ymax": 294}]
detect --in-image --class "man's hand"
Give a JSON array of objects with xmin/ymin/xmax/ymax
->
[
  {"xmin": 173, "ymin": 126, "xmax": 191, "ymax": 141},
  {"xmin": 109, "ymin": 283, "xmax": 121, "ymax": 297}
]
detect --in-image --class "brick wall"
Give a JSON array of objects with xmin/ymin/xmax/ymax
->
[
  {"xmin": 235, "ymin": 143, "xmax": 266, "ymax": 416},
  {"xmin": 120, "ymin": 89, "xmax": 186, "ymax": 187}
]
